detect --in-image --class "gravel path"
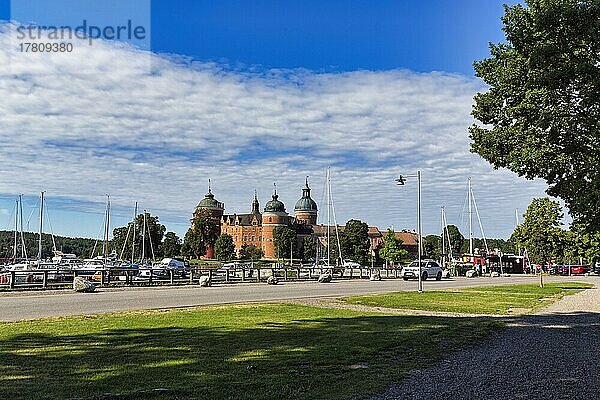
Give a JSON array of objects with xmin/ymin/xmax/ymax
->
[{"xmin": 366, "ymin": 286, "xmax": 600, "ymax": 400}]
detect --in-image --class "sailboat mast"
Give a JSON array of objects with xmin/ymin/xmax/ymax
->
[
  {"xmin": 103, "ymin": 195, "xmax": 110, "ymax": 264},
  {"xmin": 38, "ymin": 191, "xmax": 44, "ymax": 261},
  {"xmin": 515, "ymin": 209, "xmax": 520, "ymax": 256},
  {"xmin": 468, "ymin": 178, "xmax": 473, "ymax": 255},
  {"xmin": 13, "ymin": 199, "xmax": 18, "ymax": 260},
  {"xmin": 132, "ymin": 201, "xmax": 138, "ymax": 263},
  {"xmin": 142, "ymin": 210, "xmax": 147, "ymax": 264},
  {"xmin": 470, "ymin": 187, "xmax": 489, "ymax": 254},
  {"xmin": 440, "ymin": 207, "xmax": 445, "ymax": 267},
  {"xmin": 19, "ymin": 195, "xmax": 27, "ymax": 259},
  {"xmin": 327, "ymin": 167, "xmax": 330, "ymax": 266}
]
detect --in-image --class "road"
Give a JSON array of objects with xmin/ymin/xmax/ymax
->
[{"xmin": 0, "ymin": 275, "xmax": 596, "ymax": 321}]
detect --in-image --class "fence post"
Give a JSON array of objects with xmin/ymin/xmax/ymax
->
[
  {"xmin": 257, "ymin": 268, "xmax": 261, "ymax": 282},
  {"xmin": 225, "ymin": 269, "xmax": 230, "ymax": 283},
  {"xmin": 9, "ymin": 271, "xmax": 15, "ymax": 289},
  {"xmin": 208, "ymin": 269, "xmax": 213, "ymax": 282},
  {"xmin": 43, "ymin": 271, "xmax": 48, "ymax": 289},
  {"xmin": 148, "ymin": 269, "xmax": 153, "ymax": 285},
  {"xmin": 189, "ymin": 268, "xmax": 194, "ymax": 284},
  {"xmin": 284, "ymin": 268, "xmax": 288, "ymax": 281},
  {"xmin": 170, "ymin": 269, "xmax": 174, "ymax": 285},
  {"xmin": 100, "ymin": 270, "xmax": 105, "ymax": 286}
]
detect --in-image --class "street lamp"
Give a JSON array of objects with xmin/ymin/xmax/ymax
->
[{"xmin": 396, "ymin": 171, "xmax": 423, "ymax": 293}]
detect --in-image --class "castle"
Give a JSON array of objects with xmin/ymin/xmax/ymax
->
[{"xmin": 195, "ymin": 178, "xmax": 318, "ymax": 259}]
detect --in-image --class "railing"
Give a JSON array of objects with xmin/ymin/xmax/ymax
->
[{"xmin": 0, "ymin": 266, "xmax": 404, "ymax": 291}]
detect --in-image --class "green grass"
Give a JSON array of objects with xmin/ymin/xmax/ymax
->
[
  {"xmin": 344, "ymin": 282, "xmax": 593, "ymax": 315},
  {"xmin": 0, "ymin": 304, "xmax": 502, "ymax": 400}
]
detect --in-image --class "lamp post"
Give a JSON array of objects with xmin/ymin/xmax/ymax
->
[{"xmin": 396, "ymin": 171, "xmax": 423, "ymax": 293}]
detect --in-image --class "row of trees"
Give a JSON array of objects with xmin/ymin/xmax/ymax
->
[
  {"xmin": 0, "ymin": 231, "xmax": 98, "ymax": 260},
  {"xmin": 271, "ymin": 219, "xmax": 373, "ymax": 264},
  {"xmin": 111, "ymin": 212, "xmax": 182, "ymax": 261},
  {"xmin": 508, "ymin": 198, "xmax": 600, "ymax": 266}
]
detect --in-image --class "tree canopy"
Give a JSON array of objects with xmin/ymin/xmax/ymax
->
[
  {"xmin": 340, "ymin": 219, "xmax": 371, "ymax": 265},
  {"xmin": 445, "ymin": 225, "xmax": 465, "ymax": 256},
  {"xmin": 214, "ymin": 234, "xmax": 236, "ymax": 261},
  {"xmin": 379, "ymin": 229, "xmax": 408, "ymax": 267},
  {"xmin": 509, "ymin": 197, "xmax": 566, "ymax": 264},
  {"xmin": 181, "ymin": 208, "xmax": 219, "ymax": 259},
  {"xmin": 470, "ymin": 0, "xmax": 600, "ymax": 232},
  {"xmin": 158, "ymin": 232, "xmax": 182, "ymax": 258},
  {"xmin": 272, "ymin": 226, "xmax": 297, "ymax": 259},
  {"xmin": 238, "ymin": 244, "xmax": 263, "ymax": 261}
]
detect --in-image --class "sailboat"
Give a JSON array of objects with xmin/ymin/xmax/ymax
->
[
  {"xmin": 462, "ymin": 177, "xmax": 489, "ymax": 274},
  {"xmin": 5, "ymin": 195, "xmax": 30, "ymax": 271},
  {"xmin": 315, "ymin": 167, "xmax": 344, "ymax": 270},
  {"xmin": 439, "ymin": 206, "xmax": 454, "ymax": 272}
]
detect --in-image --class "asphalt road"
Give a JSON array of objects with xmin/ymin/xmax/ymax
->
[{"xmin": 0, "ymin": 275, "xmax": 596, "ymax": 321}]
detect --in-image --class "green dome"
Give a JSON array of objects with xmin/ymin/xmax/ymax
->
[
  {"xmin": 294, "ymin": 197, "xmax": 317, "ymax": 212},
  {"xmin": 294, "ymin": 179, "xmax": 318, "ymax": 212},
  {"xmin": 197, "ymin": 191, "xmax": 223, "ymax": 209},
  {"xmin": 264, "ymin": 193, "xmax": 286, "ymax": 213}
]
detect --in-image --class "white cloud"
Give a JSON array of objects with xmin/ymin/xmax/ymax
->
[{"xmin": 0, "ymin": 22, "xmax": 550, "ymax": 238}]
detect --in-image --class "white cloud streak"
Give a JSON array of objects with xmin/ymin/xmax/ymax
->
[{"xmin": 0, "ymin": 22, "xmax": 549, "ymax": 238}]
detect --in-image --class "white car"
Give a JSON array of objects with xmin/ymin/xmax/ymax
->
[
  {"xmin": 402, "ymin": 259, "xmax": 443, "ymax": 281},
  {"xmin": 343, "ymin": 260, "xmax": 362, "ymax": 268}
]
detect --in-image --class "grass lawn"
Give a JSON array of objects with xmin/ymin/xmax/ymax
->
[
  {"xmin": 0, "ymin": 304, "xmax": 501, "ymax": 400},
  {"xmin": 344, "ymin": 282, "xmax": 593, "ymax": 315}
]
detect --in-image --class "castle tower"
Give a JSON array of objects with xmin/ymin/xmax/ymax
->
[
  {"xmin": 261, "ymin": 185, "xmax": 288, "ymax": 258},
  {"xmin": 251, "ymin": 189, "xmax": 260, "ymax": 215},
  {"xmin": 294, "ymin": 177, "xmax": 318, "ymax": 225},
  {"xmin": 194, "ymin": 180, "xmax": 224, "ymax": 259}
]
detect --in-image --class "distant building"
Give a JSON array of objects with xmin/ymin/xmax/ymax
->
[
  {"xmin": 193, "ymin": 185, "xmax": 225, "ymax": 259},
  {"xmin": 195, "ymin": 178, "xmax": 318, "ymax": 259},
  {"xmin": 193, "ymin": 180, "xmax": 418, "ymax": 262},
  {"xmin": 394, "ymin": 231, "xmax": 419, "ymax": 258}
]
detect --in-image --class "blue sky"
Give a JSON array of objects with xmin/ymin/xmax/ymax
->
[{"xmin": 0, "ymin": 0, "xmax": 552, "ymax": 247}]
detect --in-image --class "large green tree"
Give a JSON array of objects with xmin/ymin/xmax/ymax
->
[
  {"xmin": 302, "ymin": 235, "xmax": 316, "ymax": 262},
  {"xmin": 238, "ymin": 244, "xmax": 264, "ymax": 261},
  {"xmin": 470, "ymin": 0, "xmax": 600, "ymax": 232},
  {"xmin": 424, "ymin": 235, "xmax": 441, "ymax": 260},
  {"xmin": 214, "ymin": 234, "xmax": 236, "ymax": 261},
  {"xmin": 272, "ymin": 226, "xmax": 297, "ymax": 259},
  {"xmin": 340, "ymin": 219, "xmax": 370, "ymax": 265},
  {"xmin": 379, "ymin": 229, "xmax": 408, "ymax": 267},
  {"xmin": 181, "ymin": 208, "xmax": 219, "ymax": 259},
  {"xmin": 446, "ymin": 225, "xmax": 465, "ymax": 256},
  {"xmin": 509, "ymin": 198, "xmax": 566, "ymax": 264},
  {"xmin": 158, "ymin": 232, "xmax": 181, "ymax": 258}
]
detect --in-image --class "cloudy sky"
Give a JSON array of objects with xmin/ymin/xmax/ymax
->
[{"xmin": 0, "ymin": 0, "xmax": 552, "ymax": 244}]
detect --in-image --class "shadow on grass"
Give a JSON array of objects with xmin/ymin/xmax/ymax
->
[
  {"xmin": 364, "ymin": 311, "xmax": 600, "ymax": 400},
  {"xmin": 0, "ymin": 307, "xmax": 502, "ymax": 400}
]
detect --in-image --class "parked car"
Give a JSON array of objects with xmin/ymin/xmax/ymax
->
[
  {"xmin": 343, "ymin": 260, "xmax": 362, "ymax": 268},
  {"xmin": 402, "ymin": 259, "xmax": 443, "ymax": 281},
  {"xmin": 559, "ymin": 264, "xmax": 591, "ymax": 275}
]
